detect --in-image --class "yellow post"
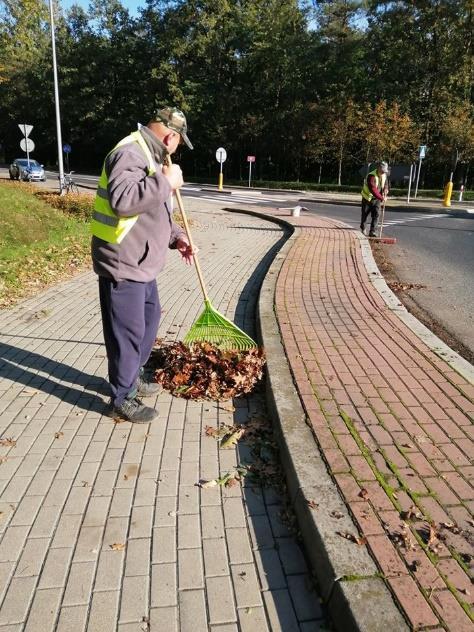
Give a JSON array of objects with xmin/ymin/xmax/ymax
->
[
  {"xmin": 443, "ymin": 181, "xmax": 453, "ymax": 207},
  {"xmin": 218, "ymin": 172, "xmax": 223, "ymax": 191}
]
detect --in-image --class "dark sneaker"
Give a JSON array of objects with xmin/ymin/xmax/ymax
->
[
  {"xmin": 369, "ymin": 231, "xmax": 377, "ymax": 237},
  {"xmin": 136, "ymin": 375, "xmax": 161, "ymax": 397},
  {"xmin": 112, "ymin": 396, "xmax": 158, "ymax": 423},
  {"xmin": 360, "ymin": 225, "xmax": 365, "ymax": 234}
]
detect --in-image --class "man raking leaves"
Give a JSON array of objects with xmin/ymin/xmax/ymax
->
[{"xmin": 91, "ymin": 106, "xmax": 195, "ymax": 423}]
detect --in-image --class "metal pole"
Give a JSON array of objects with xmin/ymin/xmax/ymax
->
[
  {"xmin": 24, "ymin": 124, "xmax": 30, "ymax": 166},
  {"xmin": 414, "ymin": 158, "xmax": 422, "ymax": 198},
  {"xmin": 49, "ymin": 0, "xmax": 65, "ymax": 195},
  {"xmin": 407, "ymin": 163, "xmax": 413, "ymax": 204},
  {"xmin": 248, "ymin": 162, "xmax": 252, "ymax": 188}
]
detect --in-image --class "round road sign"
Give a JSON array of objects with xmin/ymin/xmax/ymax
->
[
  {"xmin": 215, "ymin": 147, "xmax": 227, "ymax": 163},
  {"xmin": 20, "ymin": 138, "xmax": 35, "ymax": 153}
]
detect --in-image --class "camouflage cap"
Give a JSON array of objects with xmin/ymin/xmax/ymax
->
[{"xmin": 153, "ymin": 106, "xmax": 193, "ymax": 150}]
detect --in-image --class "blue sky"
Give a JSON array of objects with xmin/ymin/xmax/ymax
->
[{"xmin": 61, "ymin": 0, "xmax": 144, "ymax": 17}]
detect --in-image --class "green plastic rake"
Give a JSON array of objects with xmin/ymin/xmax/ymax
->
[{"xmin": 168, "ymin": 157, "xmax": 257, "ymax": 351}]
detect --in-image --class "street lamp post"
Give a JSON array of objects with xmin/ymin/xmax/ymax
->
[{"xmin": 48, "ymin": 0, "xmax": 65, "ymax": 194}]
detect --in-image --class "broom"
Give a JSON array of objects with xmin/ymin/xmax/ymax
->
[{"xmin": 166, "ymin": 156, "xmax": 257, "ymax": 351}]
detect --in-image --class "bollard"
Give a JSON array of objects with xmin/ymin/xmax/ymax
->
[
  {"xmin": 218, "ymin": 173, "xmax": 223, "ymax": 191},
  {"xmin": 443, "ymin": 181, "xmax": 453, "ymax": 207},
  {"xmin": 459, "ymin": 184, "xmax": 464, "ymax": 202},
  {"xmin": 291, "ymin": 206, "xmax": 301, "ymax": 217}
]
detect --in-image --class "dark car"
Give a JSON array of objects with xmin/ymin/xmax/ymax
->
[{"xmin": 9, "ymin": 158, "xmax": 46, "ymax": 182}]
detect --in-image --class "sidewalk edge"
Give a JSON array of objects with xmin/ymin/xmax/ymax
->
[
  {"xmin": 225, "ymin": 207, "xmax": 409, "ymax": 632},
  {"xmin": 357, "ymin": 233, "xmax": 474, "ymax": 385}
]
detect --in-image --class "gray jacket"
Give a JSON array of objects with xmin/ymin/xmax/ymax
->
[{"xmin": 91, "ymin": 127, "xmax": 185, "ymax": 282}]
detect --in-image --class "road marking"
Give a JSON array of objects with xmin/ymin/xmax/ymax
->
[{"xmin": 383, "ymin": 213, "xmax": 446, "ymax": 226}]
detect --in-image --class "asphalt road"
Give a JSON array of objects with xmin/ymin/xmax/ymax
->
[
  {"xmin": 302, "ymin": 200, "xmax": 474, "ymax": 360},
  {"xmin": 3, "ymin": 168, "xmax": 473, "ymax": 360}
]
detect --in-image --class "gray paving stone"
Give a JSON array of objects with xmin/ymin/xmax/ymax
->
[
  {"xmin": 62, "ymin": 561, "xmax": 96, "ymax": 606},
  {"xmin": 206, "ymin": 575, "xmax": 237, "ymax": 625},
  {"xmin": 0, "ymin": 576, "xmax": 36, "ymax": 625},
  {"xmin": 87, "ymin": 590, "xmax": 120, "ymax": 632},
  {"xmin": 124, "ymin": 538, "xmax": 150, "ymax": 577},
  {"xmin": 149, "ymin": 607, "xmax": 178, "ymax": 632},
  {"xmin": 178, "ymin": 589, "xmax": 207, "ymax": 632},
  {"xmin": 253, "ymin": 548, "xmax": 287, "ymax": 591},
  {"xmin": 287, "ymin": 574, "xmax": 323, "ymax": 621},
  {"xmin": 14, "ymin": 537, "xmax": 49, "ymax": 577},
  {"xmin": 226, "ymin": 528, "xmax": 254, "ymax": 565},
  {"xmin": 203, "ymin": 538, "xmax": 229, "ymax": 577},
  {"xmin": 237, "ymin": 606, "xmax": 270, "ymax": 632},
  {"xmin": 231, "ymin": 563, "xmax": 263, "ymax": 608},
  {"xmin": 156, "ymin": 469, "xmax": 178, "ymax": 497},
  {"xmin": 262, "ymin": 589, "xmax": 300, "ymax": 632},
  {"xmin": 151, "ymin": 563, "xmax": 176, "ymax": 607},
  {"xmin": 38, "ymin": 547, "xmax": 73, "ymax": 589},
  {"xmin": 223, "ymin": 497, "xmax": 247, "ymax": 529},
  {"xmin": 248, "ymin": 515, "xmax": 275, "ymax": 549},
  {"xmin": 201, "ymin": 505, "xmax": 225, "ymax": 539},
  {"xmin": 178, "ymin": 513, "xmax": 201, "ymax": 549},
  {"xmin": 23, "ymin": 587, "xmax": 61, "ymax": 631},
  {"xmin": 55, "ymin": 604, "xmax": 88, "ymax": 632},
  {"xmin": 119, "ymin": 574, "xmax": 149, "ymax": 623},
  {"xmin": 51, "ymin": 514, "xmax": 82, "ymax": 549},
  {"xmin": 0, "ymin": 526, "xmax": 29, "ymax": 562},
  {"xmin": 275, "ymin": 537, "xmax": 308, "ymax": 575},
  {"xmin": 134, "ymin": 477, "xmax": 157, "ymax": 506},
  {"xmin": 94, "ymin": 549, "xmax": 125, "ymax": 591},
  {"xmin": 152, "ymin": 526, "xmax": 176, "ymax": 564},
  {"xmin": 178, "ymin": 548, "xmax": 204, "ymax": 589},
  {"xmin": 178, "ymin": 485, "xmax": 199, "ymax": 514},
  {"xmin": 129, "ymin": 505, "xmax": 154, "ymax": 539},
  {"xmin": 73, "ymin": 525, "xmax": 104, "ymax": 562},
  {"xmin": 211, "ymin": 625, "xmax": 239, "ymax": 632}
]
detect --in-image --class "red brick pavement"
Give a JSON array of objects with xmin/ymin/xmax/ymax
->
[{"xmin": 261, "ymin": 210, "xmax": 474, "ymax": 630}]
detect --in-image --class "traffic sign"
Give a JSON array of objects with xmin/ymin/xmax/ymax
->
[
  {"xmin": 215, "ymin": 147, "xmax": 227, "ymax": 163},
  {"xmin": 20, "ymin": 138, "xmax": 35, "ymax": 153},
  {"xmin": 419, "ymin": 145, "xmax": 427, "ymax": 159},
  {"xmin": 247, "ymin": 155, "xmax": 256, "ymax": 163},
  {"xmin": 63, "ymin": 144, "xmax": 72, "ymax": 154},
  {"xmin": 18, "ymin": 124, "xmax": 33, "ymax": 138}
]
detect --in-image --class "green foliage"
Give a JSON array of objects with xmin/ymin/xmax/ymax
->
[{"xmin": 0, "ymin": 0, "xmax": 472, "ymax": 187}]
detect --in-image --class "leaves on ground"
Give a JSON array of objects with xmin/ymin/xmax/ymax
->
[
  {"xmin": 0, "ymin": 438, "xmax": 16, "ymax": 447},
  {"xmin": 336, "ymin": 531, "xmax": 367, "ymax": 546},
  {"xmin": 147, "ymin": 341, "xmax": 265, "ymax": 400},
  {"xmin": 110, "ymin": 542, "xmax": 126, "ymax": 551}
]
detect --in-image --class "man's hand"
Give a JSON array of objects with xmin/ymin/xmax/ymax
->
[
  {"xmin": 175, "ymin": 238, "xmax": 198, "ymax": 265},
  {"xmin": 162, "ymin": 163, "xmax": 184, "ymax": 190}
]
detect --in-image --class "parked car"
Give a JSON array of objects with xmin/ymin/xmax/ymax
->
[{"xmin": 9, "ymin": 158, "xmax": 46, "ymax": 182}]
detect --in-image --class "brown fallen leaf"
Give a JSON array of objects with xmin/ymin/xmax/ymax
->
[
  {"xmin": 220, "ymin": 428, "xmax": 245, "ymax": 449},
  {"xmin": 307, "ymin": 499, "xmax": 319, "ymax": 510},
  {"xmin": 336, "ymin": 531, "xmax": 367, "ymax": 546},
  {"xmin": 440, "ymin": 522, "xmax": 461, "ymax": 534},
  {"xmin": 110, "ymin": 542, "xmax": 126, "ymax": 551},
  {"xmin": 54, "ymin": 432, "xmax": 64, "ymax": 439},
  {"xmin": 81, "ymin": 481, "xmax": 89, "ymax": 487},
  {"xmin": 330, "ymin": 510, "xmax": 344, "ymax": 519},
  {"xmin": 467, "ymin": 519, "xmax": 474, "ymax": 528},
  {"xmin": 0, "ymin": 438, "xmax": 16, "ymax": 447},
  {"xmin": 358, "ymin": 488, "xmax": 369, "ymax": 500},
  {"xmin": 401, "ymin": 505, "xmax": 423, "ymax": 521},
  {"xmin": 427, "ymin": 522, "xmax": 438, "ymax": 548}
]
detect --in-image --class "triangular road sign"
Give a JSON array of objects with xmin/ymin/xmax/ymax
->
[{"xmin": 18, "ymin": 124, "xmax": 33, "ymax": 138}]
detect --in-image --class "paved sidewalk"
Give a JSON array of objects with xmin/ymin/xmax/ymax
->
[
  {"xmin": 0, "ymin": 201, "xmax": 327, "ymax": 631},
  {"xmin": 246, "ymin": 206, "xmax": 473, "ymax": 631}
]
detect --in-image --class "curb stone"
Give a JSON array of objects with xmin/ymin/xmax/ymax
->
[{"xmin": 225, "ymin": 206, "xmax": 409, "ymax": 631}]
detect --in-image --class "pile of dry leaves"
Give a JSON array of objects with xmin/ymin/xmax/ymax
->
[{"xmin": 147, "ymin": 341, "xmax": 266, "ymax": 400}]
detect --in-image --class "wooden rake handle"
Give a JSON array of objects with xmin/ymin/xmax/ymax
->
[{"xmin": 165, "ymin": 155, "xmax": 209, "ymax": 302}]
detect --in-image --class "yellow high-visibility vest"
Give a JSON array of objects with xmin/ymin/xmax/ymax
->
[
  {"xmin": 361, "ymin": 169, "xmax": 386, "ymax": 202},
  {"xmin": 91, "ymin": 131, "xmax": 156, "ymax": 244}
]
